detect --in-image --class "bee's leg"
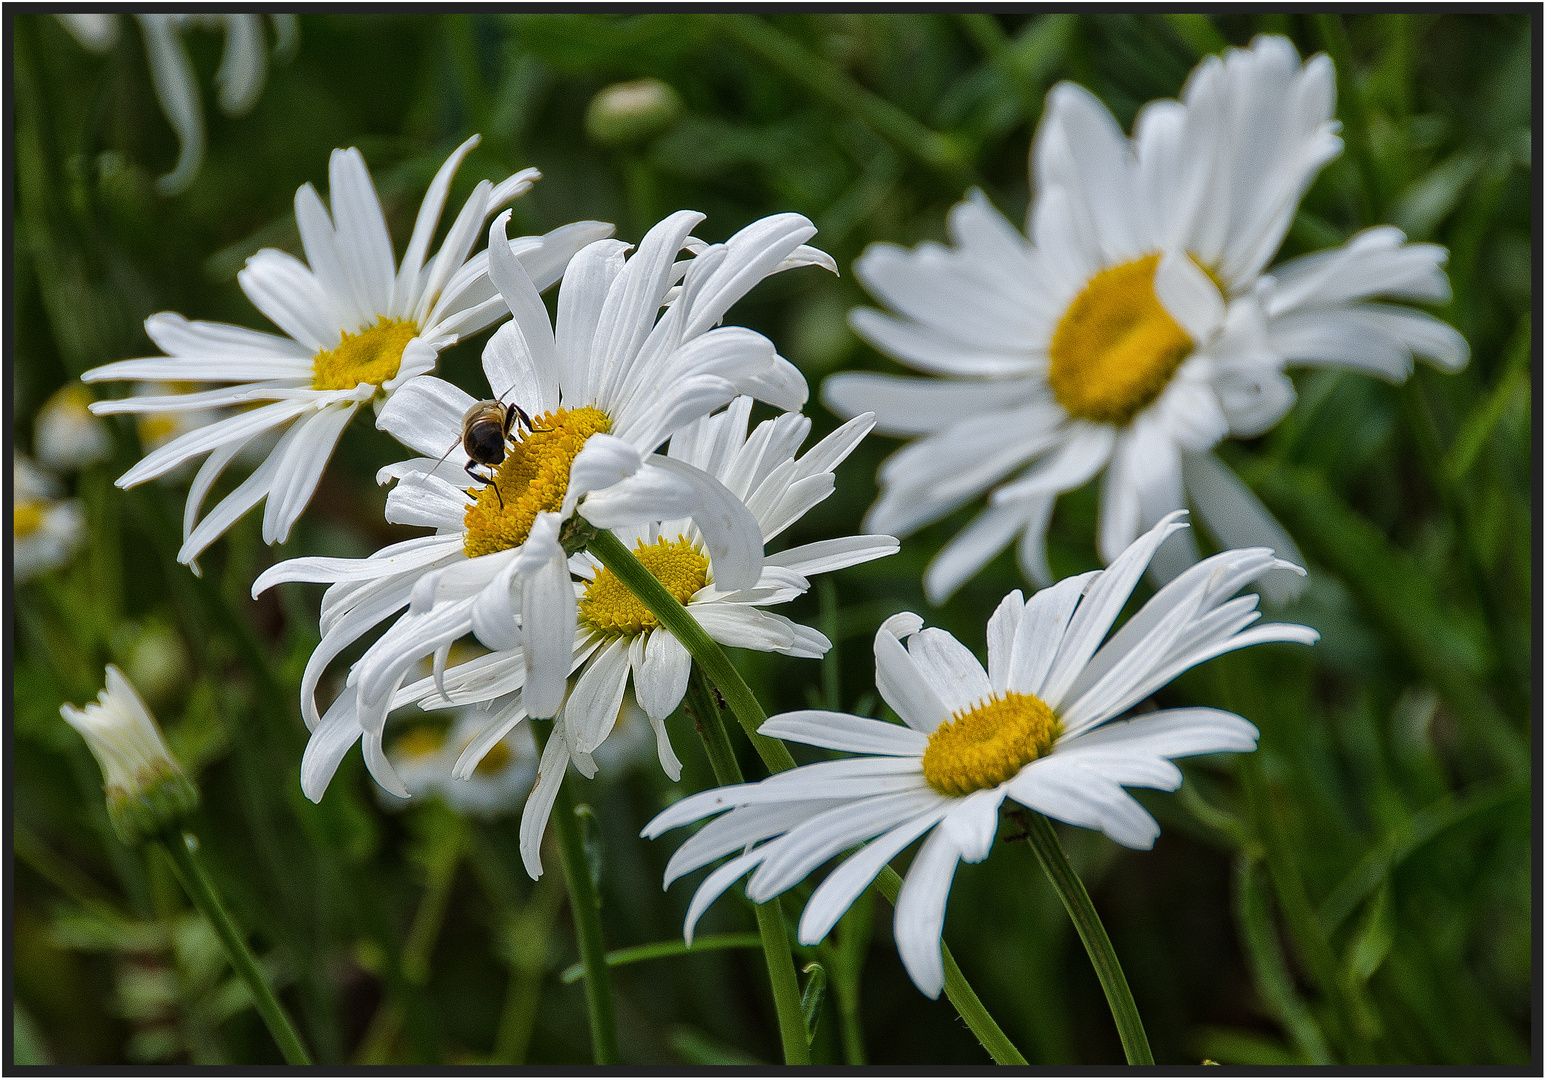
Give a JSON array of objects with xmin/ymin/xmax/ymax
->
[
  {"xmin": 486, "ymin": 465, "xmax": 505, "ymax": 510},
  {"xmin": 466, "ymin": 460, "xmax": 503, "ymax": 509},
  {"xmin": 514, "ymin": 404, "xmax": 549, "ymax": 434}
]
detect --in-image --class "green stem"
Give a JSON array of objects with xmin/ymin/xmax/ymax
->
[
  {"xmin": 872, "ymin": 867, "xmax": 1027, "ymax": 1065},
  {"xmin": 586, "ymin": 528, "xmax": 1023, "ymax": 1065},
  {"xmin": 402, "ymin": 827, "xmax": 463, "ymax": 985},
  {"xmin": 687, "ymin": 672, "xmax": 812, "ymax": 1066},
  {"xmin": 586, "ymin": 528, "xmax": 796, "ymax": 772},
  {"xmin": 1020, "ymin": 813, "xmax": 1153, "ymax": 1066},
  {"xmin": 530, "ymin": 721, "xmax": 619, "ymax": 1066},
  {"xmin": 1239, "ymin": 757, "xmax": 1375, "ymax": 1061},
  {"xmin": 160, "ymin": 832, "xmax": 312, "ymax": 1066}
]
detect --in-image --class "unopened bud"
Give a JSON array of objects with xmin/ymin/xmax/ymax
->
[
  {"xmin": 585, "ymin": 79, "xmax": 683, "ymax": 147},
  {"xmin": 62, "ymin": 666, "xmax": 198, "ymax": 846}
]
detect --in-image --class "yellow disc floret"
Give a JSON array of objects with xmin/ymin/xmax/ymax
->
[
  {"xmin": 311, "ymin": 317, "xmax": 419, "ymax": 392},
  {"xmin": 14, "ymin": 501, "xmax": 44, "ymax": 538},
  {"xmin": 462, "ymin": 406, "xmax": 612, "ymax": 558},
  {"xmin": 472, "ymin": 738, "xmax": 513, "ymax": 777},
  {"xmin": 579, "ymin": 536, "xmax": 709, "ymax": 638},
  {"xmin": 1048, "ymin": 253, "xmax": 1195, "ymax": 426},
  {"xmin": 920, "ymin": 691, "xmax": 1061, "ymax": 797},
  {"xmin": 392, "ymin": 725, "xmax": 445, "ymax": 762}
]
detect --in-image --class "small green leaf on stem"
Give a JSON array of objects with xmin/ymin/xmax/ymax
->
[{"xmin": 800, "ymin": 962, "xmax": 827, "ymax": 1044}]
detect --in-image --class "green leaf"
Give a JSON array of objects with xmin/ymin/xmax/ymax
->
[{"xmin": 799, "ymin": 961, "xmax": 827, "ymax": 1044}]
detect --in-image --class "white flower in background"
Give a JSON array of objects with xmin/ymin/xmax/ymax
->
[
  {"xmin": 384, "ymin": 709, "xmax": 538, "ymax": 819},
  {"xmin": 825, "ymin": 35, "xmax": 1467, "ymax": 606},
  {"xmin": 644, "ymin": 512, "xmax": 1317, "ymax": 998},
  {"xmin": 62, "ymin": 665, "xmax": 199, "ymax": 845},
  {"xmin": 83, "ymin": 136, "xmax": 612, "ymax": 569},
  {"xmin": 386, "ymin": 396, "xmax": 895, "ymax": 877},
  {"xmin": 35, "ymin": 385, "xmax": 111, "ymax": 472},
  {"xmin": 254, "ymin": 211, "xmax": 836, "ymax": 805},
  {"xmin": 14, "ymin": 456, "xmax": 86, "ymax": 583},
  {"xmin": 57, "ymin": 13, "xmax": 299, "ymax": 195}
]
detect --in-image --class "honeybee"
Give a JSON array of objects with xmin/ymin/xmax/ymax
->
[{"xmin": 434, "ymin": 395, "xmax": 541, "ymax": 507}]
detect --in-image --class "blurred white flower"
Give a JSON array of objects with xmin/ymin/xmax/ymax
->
[
  {"xmin": 645, "ymin": 513, "xmax": 1317, "ymax": 998},
  {"xmin": 388, "ymin": 396, "xmax": 894, "ymax": 878},
  {"xmin": 385, "ymin": 709, "xmax": 538, "ymax": 819},
  {"xmin": 61, "ymin": 665, "xmax": 199, "ymax": 845},
  {"xmin": 57, "ymin": 13, "xmax": 299, "ymax": 195},
  {"xmin": 826, "ymin": 35, "xmax": 1467, "ymax": 606},
  {"xmin": 35, "ymin": 384, "xmax": 111, "ymax": 472},
  {"xmin": 14, "ymin": 456, "xmax": 85, "ymax": 583},
  {"xmin": 82, "ymin": 136, "xmax": 609, "ymax": 570},
  {"xmin": 252, "ymin": 210, "xmax": 833, "ymax": 808}
]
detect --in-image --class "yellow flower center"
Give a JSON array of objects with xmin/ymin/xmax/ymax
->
[
  {"xmin": 14, "ymin": 501, "xmax": 44, "ymax": 538},
  {"xmin": 461, "ymin": 406, "xmax": 613, "ymax": 558},
  {"xmin": 311, "ymin": 317, "xmax": 419, "ymax": 392},
  {"xmin": 472, "ymin": 739, "xmax": 513, "ymax": 777},
  {"xmin": 579, "ymin": 536, "xmax": 709, "ymax": 638},
  {"xmin": 138, "ymin": 414, "xmax": 180, "ymax": 447},
  {"xmin": 393, "ymin": 726, "xmax": 445, "ymax": 762},
  {"xmin": 1048, "ymin": 254, "xmax": 1197, "ymax": 426},
  {"xmin": 920, "ymin": 691, "xmax": 1061, "ymax": 797}
]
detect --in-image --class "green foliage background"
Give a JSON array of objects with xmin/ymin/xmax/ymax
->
[{"xmin": 11, "ymin": 12, "xmax": 1534, "ymax": 1067}]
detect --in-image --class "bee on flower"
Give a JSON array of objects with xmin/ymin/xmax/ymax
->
[
  {"xmin": 82, "ymin": 135, "xmax": 613, "ymax": 570},
  {"xmin": 824, "ymin": 35, "xmax": 1467, "ymax": 605},
  {"xmin": 254, "ymin": 210, "xmax": 837, "ymax": 807},
  {"xmin": 386, "ymin": 396, "xmax": 896, "ymax": 878},
  {"xmin": 644, "ymin": 512, "xmax": 1316, "ymax": 998}
]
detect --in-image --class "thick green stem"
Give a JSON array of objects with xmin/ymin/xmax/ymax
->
[
  {"xmin": 587, "ymin": 527, "xmax": 1023, "ymax": 1065},
  {"xmin": 586, "ymin": 528, "xmax": 795, "ymax": 770},
  {"xmin": 160, "ymin": 833, "xmax": 313, "ymax": 1066},
  {"xmin": 1020, "ymin": 813, "xmax": 1153, "ymax": 1066},
  {"xmin": 530, "ymin": 721, "xmax": 619, "ymax": 1065},
  {"xmin": 687, "ymin": 673, "xmax": 812, "ymax": 1066}
]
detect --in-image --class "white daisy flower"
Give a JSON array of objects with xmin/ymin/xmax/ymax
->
[
  {"xmin": 14, "ymin": 456, "xmax": 86, "ymax": 583},
  {"xmin": 824, "ymin": 35, "xmax": 1468, "ymax": 605},
  {"xmin": 57, "ymin": 13, "xmax": 299, "ymax": 195},
  {"xmin": 386, "ymin": 395, "xmax": 895, "ymax": 877},
  {"xmin": 643, "ymin": 511, "xmax": 1317, "ymax": 998},
  {"xmin": 83, "ymin": 135, "xmax": 613, "ymax": 569},
  {"xmin": 254, "ymin": 210, "xmax": 836, "ymax": 805},
  {"xmin": 35, "ymin": 385, "xmax": 112, "ymax": 473},
  {"xmin": 384, "ymin": 708, "xmax": 538, "ymax": 820}
]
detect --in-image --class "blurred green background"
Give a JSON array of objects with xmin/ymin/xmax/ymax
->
[{"xmin": 11, "ymin": 12, "xmax": 1533, "ymax": 1067}]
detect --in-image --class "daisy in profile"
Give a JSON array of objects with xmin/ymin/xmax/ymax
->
[
  {"xmin": 83, "ymin": 135, "xmax": 612, "ymax": 569},
  {"xmin": 57, "ymin": 14, "xmax": 299, "ymax": 195},
  {"xmin": 824, "ymin": 35, "xmax": 1467, "ymax": 605},
  {"xmin": 14, "ymin": 456, "xmax": 86, "ymax": 583},
  {"xmin": 387, "ymin": 396, "xmax": 895, "ymax": 877},
  {"xmin": 254, "ymin": 211, "xmax": 835, "ymax": 804},
  {"xmin": 644, "ymin": 512, "xmax": 1317, "ymax": 998}
]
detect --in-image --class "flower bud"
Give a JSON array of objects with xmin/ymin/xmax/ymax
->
[
  {"xmin": 62, "ymin": 666, "xmax": 198, "ymax": 846},
  {"xmin": 585, "ymin": 78, "xmax": 683, "ymax": 147},
  {"xmin": 35, "ymin": 384, "xmax": 112, "ymax": 472}
]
